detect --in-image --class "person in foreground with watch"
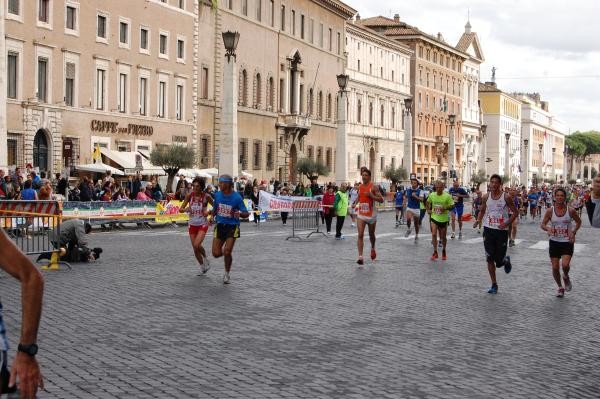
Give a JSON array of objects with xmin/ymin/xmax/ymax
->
[
  {"xmin": 0, "ymin": 230, "xmax": 45, "ymax": 398},
  {"xmin": 540, "ymin": 187, "xmax": 582, "ymax": 298}
]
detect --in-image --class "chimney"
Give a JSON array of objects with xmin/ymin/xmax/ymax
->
[
  {"xmin": 394, "ymin": 14, "xmax": 400, "ymax": 23},
  {"xmin": 356, "ymin": 13, "xmax": 360, "ymax": 21}
]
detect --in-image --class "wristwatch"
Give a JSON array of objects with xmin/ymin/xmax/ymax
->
[{"xmin": 17, "ymin": 343, "xmax": 38, "ymax": 357}]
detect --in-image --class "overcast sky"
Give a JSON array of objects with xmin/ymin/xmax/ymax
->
[{"xmin": 348, "ymin": 0, "xmax": 600, "ymax": 133}]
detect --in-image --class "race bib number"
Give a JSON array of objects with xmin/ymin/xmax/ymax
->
[
  {"xmin": 359, "ymin": 202, "xmax": 371, "ymax": 214},
  {"xmin": 217, "ymin": 203, "xmax": 233, "ymax": 218},
  {"xmin": 434, "ymin": 204, "xmax": 444, "ymax": 215},
  {"xmin": 488, "ymin": 215, "xmax": 504, "ymax": 227},
  {"xmin": 554, "ymin": 226, "xmax": 569, "ymax": 238}
]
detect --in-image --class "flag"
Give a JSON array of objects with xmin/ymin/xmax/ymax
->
[
  {"xmin": 92, "ymin": 144, "xmax": 101, "ymax": 163},
  {"xmin": 544, "ymin": 130, "xmax": 548, "ymax": 139},
  {"xmin": 518, "ymin": 165, "xmax": 522, "ymax": 173}
]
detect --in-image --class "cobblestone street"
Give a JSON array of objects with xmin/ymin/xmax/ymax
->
[{"xmin": 2, "ymin": 213, "xmax": 600, "ymax": 398}]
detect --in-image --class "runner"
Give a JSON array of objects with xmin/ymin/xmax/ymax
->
[
  {"xmin": 585, "ymin": 175, "xmax": 600, "ymax": 227},
  {"xmin": 473, "ymin": 174, "xmax": 519, "ymax": 294},
  {"xmin": 211, "ymin": 175, "xmax": 250, "ymax": 284},
  {"xmin": 448, "ymin": 179, "xmax": 469, "ymax": 239},
  {"xmin": 540, "ymin": 188, "xmax": 581, "ymax": 297},
  {"xmin": 404, "ymin": 178, "xmax": 423, "ymax": 241},
  {"xmin": 394, "ymin": 186, "xmax": 405, "ymax": 228},
  {"xmin": 472, "ymin": 189, "xmax": 483, "ymax": 234},
  {"xmin": 355, "ymin": 167, "xmax": 384, "ymax": 265},
  {"xmin": 348, "ymin": 182, "xmax": 359, "ymax": 227},
  {"xmin": 528, "ymin": 188, "xmax": 540, "ymax": 221},
  {"xmin": 426, "ymin": 180, "xmax": 455, "ymax": 261},
  {"xmin": 179, "ymin": 177, "xmax": 213, "ymax": 275},
  {"xmin": 508, "ymin": 187, "xmax": 521, "ymax": 247}
]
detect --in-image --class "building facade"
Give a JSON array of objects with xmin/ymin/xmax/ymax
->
[
  {"xmin": 3, "ymin": 0, "xmax": 197, "ymax": 176},
  {"xmin": 517, "ymin": 93, "xmax": 566, "ymax": 186},
  {"xmin": 345, "ymin": 19, "xmax": 411, "ymax": 183},
  {"xmin": 360, "ymin": 15, "xmax": 468, "ymax": 184},
  {"xmin": 197, "ymin": 0, "xmax": 355, "ymax": 184},
  {"xmin": 479, "ymin": 82, "xmax": 522, "ymax": 185},
  {"xmin": 456, "ymin": 21, "xmax": 483, "ymax": 185}
]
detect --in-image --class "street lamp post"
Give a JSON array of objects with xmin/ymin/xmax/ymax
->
[
  {"xmin": 335, "ymin": 74, "xmax": 349, "ymax": 185},
  {"xmin": 448, "ymin": 114, "xmax": 456, "ymax": 178},
  {"xmin": 523, "ymin": 138, "xmax": 529, "ymax": 187},
  {"xmin": 403, "ymin": 98, "xmax": 413, "ymax": 175},
  {"xmin": 480, "ymin": 124, "xmax": 487, "ymax": 179},
  {"xmin": 552, "ymin": 147, "xmax": 557, "ymax": 183},
  {"xmin": 504, "ymin": 132, "xmax": 511, "ymax": 185},
  {"xmin": 220, "ymin": 31, "xmax": 241, "ymax": 177},
  {"xmin": 538, "ymin": 143, "xmax": 544, "ymax": 186},
  {"xmin": 564, "ymin": 144, "xmax": 570, "ymax": 182},
  {"xmin": 464, "ymin": 136, "xmax": 473, "ymax": 184}
]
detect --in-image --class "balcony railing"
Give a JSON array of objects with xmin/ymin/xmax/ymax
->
[{"xmin": 285, "ymin": 114, "xmax": 311, "ymax": 129}]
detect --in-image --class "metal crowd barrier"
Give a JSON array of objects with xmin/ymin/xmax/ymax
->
[
  {"xmin": 0, "ymin": 200, "xmax": 71, "ymax": 270},
  {"xmin": 286, "ymin": 199, "xmax": 326, "ymax": 240}
]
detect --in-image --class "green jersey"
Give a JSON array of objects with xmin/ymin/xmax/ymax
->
[
  {"xmin": 334, "ymin": 191, "xmax": 349, "ymax": 216},
  {"xmin": 427, "ymin": 192, "xmax": 454, "ymax": 223}
]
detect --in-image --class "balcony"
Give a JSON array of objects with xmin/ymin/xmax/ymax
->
[{"xmin": 285, "ymin": 114, "xmax": 311, "ymax": 130}]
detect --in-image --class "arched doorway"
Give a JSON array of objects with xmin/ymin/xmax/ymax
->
[
  {"xmin": 289, "ymin": 144, "xmax": 298, "ymax": 183},
  {"xmin": 369, "ymin": 147, "xmax": 376, "ymax": 176},
  {"xmin": 33, "ymin": 129, "xmax": 49, "ymax": 173}
]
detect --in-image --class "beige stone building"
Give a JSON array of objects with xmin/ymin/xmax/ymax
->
[
  {"xmin": 197, "ymin": 0, "xmax": 356, "ymax": 183},
  {"xmin": 3, "ymin": 0, "xmax": 197, "ymax": 176},
  {"xmin": 360, "ymin": 15, "xmax": 468, "ymax": 184},
  {"xmin": 345, "ymin": 18, "xmax": 412, "ymax": 183}
]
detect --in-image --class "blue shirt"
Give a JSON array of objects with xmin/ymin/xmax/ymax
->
[
  {"xmin": 395, "ymin": 191, "xmax": 404, "ymax": 206},
  {"xmin": 448, "ymin": 187, "xmax": 468, "ymax": 207},
  {"xmin": 0, "ymin": 301, "xmax": 8, "ymax": 351},
  {"xmin": 213, "ymin": 191, "xmax": 248, "ymax": 225},
  {"xmin": 21, "ymin": 188, "xmax": 36, "ymax": 200},
  {"xmin": 528, "ymin": 193, "xmax": 539, "ymax": 207},
  {"xmin": 405, "ymin": 188, "xmax": 422, "ymax": 209}
]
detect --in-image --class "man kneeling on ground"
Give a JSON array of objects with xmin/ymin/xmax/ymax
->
[{"xmin": 37, "ymin": 219, "xmax": 102, "ymax": 263}]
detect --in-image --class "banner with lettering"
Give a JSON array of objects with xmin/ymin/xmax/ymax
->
[
  {"xmin": 257, "ymin": 191, "xmax": 321, "ymax": 212},
  {"xmin": 155, "ymin": 200, "xmax": 189, "ymax": 224},
  {"xmin": 62, "ymin": 200, "xmax": 157, "ymax": 219}
]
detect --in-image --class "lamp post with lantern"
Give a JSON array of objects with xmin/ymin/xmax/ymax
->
[
  {"xmin": 403, "ymin": 98, "xmax": 413, "ymax": 174},
  {"xmin": 538, "ymin": 143, "xmax": 544, "ymax": 185},
  {"xmin": 335, "ymin": 73, "xmax": 349, "ymax": 185},
  {"xmin": 448, "ymin": 114, "xmax": 456, "ymax": 178},
  {"xmin": 504, "ymin": 132, "xmax": 511, "ymax": 185},
  {"xmin": 552, "ymin": 147, "xmax": 557, "ymax": 183},
  {"xmin": 220, "ymin": 31, "xmax": 241, "ymax": 177},
  {"xmin": 522, "ymin": 138, "xmax": 529, "ymax": 187}
]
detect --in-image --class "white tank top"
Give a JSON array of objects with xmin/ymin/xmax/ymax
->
[
  {"xmin": 483, "ymin": 192, "xmax": 509, "ymax": 230},
  {"xmin": 188, "ymin": 192, "xmax": 208, "ymax": 226},
  {"xmin": 549, "ymin": 206, "xmax": 572, "ymax": 243}
]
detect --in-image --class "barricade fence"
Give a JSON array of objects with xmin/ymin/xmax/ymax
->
[{"xmin": 286, "ymin": 199, "xmax": 326, "ymax": 240}]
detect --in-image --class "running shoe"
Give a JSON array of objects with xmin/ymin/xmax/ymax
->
[
  {"xmin": 430, "ymin": 252, "xmax": 438, "ymax": 261},
  {"xmin": 451, "ymin": 232, "xmax": 456, "ymax": 239},
  {"xmin": 351, "ymin": 222, "xmax": 356, "ymax": 227},
  {"xmin": 395, "ymin": 221, "xmax": 399, "ymax": 228},
  {"xmin": 405, "ymin": 228, "xmax": 411, "ymax": 237},
  {"xmin": 487, "ymin": 284, "xmax": 498, "ymax": 294},
  {"xmin": 556, "ymin": 287, "xmax": 565, "ymax": 298},
  {"xmin": 370, "ymin": 248, "xmax": 377, "ymax": 261},
  {"xmin": 503, "ymin": 256, "xmax": 512, "ymax": 274},
  {"xmin": 563, "ymin": 276, "xmax": 572, "ymax": 292},
  {"xmin": 458, "ymin": 231, "xmax": 462, "ymax": 239},
  {"xmin": 414, "ymin": 235, "xmax": 419, "ymax": 241},
  {"xmin": 438, "ymin": 240, "xmax": 443, "ymax": 247},
  {"xmin": 441, "ymin": 251, "xmax": 447, "ymax": 261},
  {"xmin": 477, "ymin": 228, "xmax": 481, "ymax": 234},
  {"xmin": 509, "ymin": 239, "xmax": 515, "ymax": 247},
  {"xmin": 200, "ymin": 255, "xmax": 211, "ymax": 274},
  {"xmin": 223, "ymin": 272, "xmax": 231, "ymax": 284},
  {"xmin": 357, "ymin": 257, "xmax": 364, "ymax": 265}
]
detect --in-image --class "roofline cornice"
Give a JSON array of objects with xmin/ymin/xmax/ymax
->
[
  {"xmin": 312, "ymin": 0, "xmax": 356, "ymax": 19},
  {"xmin": 347, "ymin": 24, "xmax": 413, "ymax": 55},
  {"xmin": 388, "ymin": 34, "xmax": 469, "ymax": 59}
]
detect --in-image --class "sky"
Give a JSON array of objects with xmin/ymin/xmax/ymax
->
[{"xmin": 347, "ymin": 0, "xmax": 600, "ymax": 133}]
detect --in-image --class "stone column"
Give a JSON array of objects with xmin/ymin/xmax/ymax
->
[
  {"xmin": 504, "ymin": 135, "xmax": 511, "ymax": 184},
  {"xmin": 449, "ymin": 124, "xmax": 455, "ymax": 178},
  {"xmin": 219, "ymin": 51, "xmax": 239, "ymax": 177},
  {"xmin": 0, "ymin": 2, "xmax": 7, "ymax": 169},
  {"xmin": 335, "ymin": 90, "xmax": 348, "ymax": 185},
  {"xmin": 403, "ymin": 109, "xmax": 413, "ymax": 173}
]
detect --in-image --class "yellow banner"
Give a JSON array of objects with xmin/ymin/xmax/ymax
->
[{"xmin": 155, "ymin": 200, "xmax": 189, "ymax": 224}]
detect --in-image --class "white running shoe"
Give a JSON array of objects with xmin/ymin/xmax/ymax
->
[
  {"xmin": 351, "ymin": 222, "xmax": 356, "ymax": 227},
  {"xmin": 200, "ymin": 255, "xmax": 211, "ymax": 274},
  {"xmin": 223, "ymin": 272, "xmax": 231, "ymax": 284},
  {"xmin": 405, "ymin": 228, "xmax": 411, "ymax": 237},
  {"xmin": 451, "ymin": 232, "xmax": 456, "ymax": 239},
  {"xmin": 458, "ymin": 231, "xmax": 462, "ymax": 239}
]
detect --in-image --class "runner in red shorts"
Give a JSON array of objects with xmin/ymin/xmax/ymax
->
[{"xmin": 180, "ymin": 177, "xmax": 213, "ymax": 275}]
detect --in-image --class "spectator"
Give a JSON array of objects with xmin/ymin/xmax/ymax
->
[
  {"xmin": 19, "ymin": 180, "xmax": 38, "ymax": 201},
  {"xmin": 280, "ymin": 187, "xmax": 290, "ymax": 225},
  {"xmin": 78, "ymin": 177, "xmax": 92, "ymax": 202},
  {"xmin": 3, "ymin": 175, "xmax": 15, "ymax": 199},
  {"xmin": 250, "ymin": 186, "xmax": 260, "ymax": 225},
  {"xmin": 322, "ymin": 186, "xmax": 336, "ymax": 234},
  {"xmin": 132, "ymin": 174, "xmax": 142, "ymax": 199},
  {"xmin": 30, "ymin": 171, "xmax": 41, "ymax": 190},
  {"xmin": 152, "ymin": 180, "xmax": 164, "ymax": 201},
  {"xmin": 56, "ymin": 175, "xmax": 68, "ymax": 197},
  {"xmin": 136, "ymin": 186, "xmax": 152, "ymax": 201},
  {"xmin": 0, "ymin": 170, "xmax": 7, "ymax": 199}
]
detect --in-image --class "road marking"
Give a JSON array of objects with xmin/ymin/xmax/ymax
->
[{"xmin": 528, "ymin": 241, "xmax": 586, "ymax": 253}]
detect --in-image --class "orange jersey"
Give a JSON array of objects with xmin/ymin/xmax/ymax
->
[{"xmin": 358, "ymin": 182, "xmax": 375, "ymax": 218}]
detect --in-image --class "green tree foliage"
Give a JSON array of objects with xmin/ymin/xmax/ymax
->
[
  {"xmin": 383, "ymin": 165, "xmax": 408, "ymax": 185},
  {"xmin": 296, "ymin": 158, "xmax": 329, "ymax": 181},
  {"xmin": 471, "ymin": 170, "xmax": 487, "ymax": 187},
  {"xmin": 150, "ymin": 145, "xmax": 195, "ymax": 193},
  {"xmin": 566, "ymin": 131, "xmax": 600, "ymax": 157}
]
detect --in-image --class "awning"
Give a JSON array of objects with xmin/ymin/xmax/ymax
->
[
  {"xmin": 75, "ymin": 162, "xmax": 125, "ymax": 175},
  {"xmin": 177, "ymin": 168, "xmax": 212, "ymax": 178},
  {"xmin": 241, "ymin": 170, "xmax": 253, "ymax": 179},
  {"xmin": 101, "ymin": 149, "xmax": 166, "ymax": 176},
  {"xmin": 198, "ymin": 168, "xmax": 219, "ymax": 176}
]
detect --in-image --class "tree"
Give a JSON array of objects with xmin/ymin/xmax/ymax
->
[
  {"xmin": 296, "ymin": 158, "xmax": 329, "ymax": 181},
  {"xmin": 150, "ymin": 145, "xmax": 195, "ymax": 193},
  {"xmin": 383, "ymin": 165, "xmax": 408, "ymax": 186},
  {"xmin": 471, "ymin": 169, "xmax": 487, "ymax": 187},
  {"xmin": 500, "ymin": 175, "xmax": 510, "ymax": 184}
]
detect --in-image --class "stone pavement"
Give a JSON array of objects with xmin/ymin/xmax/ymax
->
[{"xmin": 1, "ymin": 210, "xmax": 600, "ymax": 398}]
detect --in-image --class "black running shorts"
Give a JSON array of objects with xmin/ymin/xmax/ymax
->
[
  {"xmin": 549, "ymin": 240, "xmax": 574, "ymax": 258},
  {"xmin": 214, "ymin": 223, "xmax": 240, "ymax": 241},
  {"xmin": 483, "ymin": 227, "xmax": 509, "ymax": 267}
]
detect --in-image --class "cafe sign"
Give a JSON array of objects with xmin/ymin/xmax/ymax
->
[{"xmin": 90, "ymin": 120, "xmax": 154, "ymax": 136}]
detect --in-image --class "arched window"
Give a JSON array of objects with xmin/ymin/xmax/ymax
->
[
  {"xmin": 309, "ymin": 89, "xmax": 314, "ymax": 116},
  {"xmin": 326, "ymin": 93, "xmax": 332, "ymax": 120},
  {"xmin": 391, "ymin": 106, "xmax": 395, "ymax": 129},
  {"xmin": 368, "ymin": 102, "xmax": 373, "ymax": 125},
  {"xmin": 266, "ymin": 77, "xmax": 274, "ymax": 110},
  {"xmin": 357, "ymin": 99, "xmax": 362, "ymax": 123},
  {"xmin": 240, "ymin": 69, "xmax": 248, "ymax": 106},
  {"xmin": 318, "ymin": 91, "xmax": 323, "ymax": 120},
  {"xmin": 380, "ymin": 104, "xmax": 385, "ymax": 127},
  {"xmin": 254, "ymin": 73, "xmax": 262, "ymax": 107}
]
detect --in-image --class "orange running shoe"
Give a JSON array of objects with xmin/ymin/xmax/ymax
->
[
  {"xmin": 370, "ymin": 248, "xmax": 377, "ymax": 260},
  {"xmin": 430, "ymin": 252, "xmax": 438, "ymax": 261},
  {"xmin": 442, "ymin": 251, "xmax": 447, "ymax": 261}
]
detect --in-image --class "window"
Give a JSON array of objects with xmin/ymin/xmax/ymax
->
[
  {"xmin": 380, "ymin": 104, "xmax": 385, "ymax": 126},
  {"xmin": 97, "ymin": 14, "xmax": 107, "ymax": 39},
  {"xmin": 279, "ymin": 78, "xmax": 284, "ymax": 111},
  {"xmin": 280, "ymin": 5, "xmax": 285, "ymax": 31},
  {"xmin": 66, "ymin": 5, "xmax": 77, "ymax": 31},
  {"xmin": 201, "ymin": 67, "xmax": 209, "ymax": 99},
  {"xmin": 158, "ymin": 81, "xmax": 166, "ymax": 118},
  {"xmin": 119, "ymin": 21, "xmax": 129, "ymax": 46},
  {"xmin": 178, "ymin": 0, "xmax": 185, "ymax": 9},
  {"xmin": 118, "ymin": 73, "xmax": 127, "ymax": 113},
  {"xmin": 368, "ymin": 102, "xmax": 373, "ymax": 125},
  {"xmin": 7, "ymin": 53, "xmax": 18, "ymax": 99},
  {"xmin": 300, "ymin": 15, "xmax": 305, "ymax": 39},
  {"xmin": 266, "ymin": 142, "xmax": 274, "ymax": 170},
  {"xmin": 139, "ymin": 77, "xmax": 148, "ymax": 115},
  {"xmin": 37, "ymin": 58, "xmax": 48, "ymax": 102},
  {"xmin": 267, "ymin": 77, "xmax": 274, "ymax": 110},
  {"xmin": 200, "ymin": 135, "xmax": 210, "ymax": 165},
  {"xmin": 65, "ymin": 62, "xmax": 75, "ymax": 106},
  {"xmin": 310, "ymin": 19, "xmax": 314, "ymax": 43},
  {"xmin": 176, "ymin": 85, "xmax": 183, "ymax": 120},
  {"xmin": 326, "ymin": 94, "xmax": 332, "ymax": 120},
  {"xmin": 160, "ymin": 33, "xmax": 168, "ymax": 55},
  {"xmin": 255, "ymin": 73, "xmax": 262, "ymax": 107},
  {"xmin": 256, "ymin": 0, "xmax": 261, "ymax": 21},
  {"xmin": 291, "ymin": 10, "xmax": 295, "ymax": 35},
  {"xmin": 357, "ymin": 59, "xmax": 360, "ymax": 71},
  {"xmin": 357, "ymin": 154, "xmax": 362, "ymax": 169},
  {"xmin": 242, "ymin": 0, "xmax": 247, "ymax": 15},
  {"xmin": 8, "ymin": 0, "xmax": 19, "ymax": 15},
  {"xmin": 240, "ymin": 69, "xmax": 248, "ymax": 106},
  {"xmin": 253, "ymin": 140, "xmax": 262, "ymax": 170},
  {"xmin": 319, "ymin": 23, "xmax": 324, "ymax": 47},
  {"xmin": 270, "ymin": 0, "xmax": 274, "ymax": 27},
  {"xmin": 380, "ymin": 156, "xmax": 385, "ymax": 171},
  {"xmin": 140, "ymin": 28, "xmax": 149, "ymax": 51},
  {"xmin": 357, "ymin": 99, "xmax": 362, "ymax": 123},
  {"xmin": 369, "ymin": 63, "xmax": 372, "ymax": 75},
  {"xmin": 391, "ymin": 70, "xmax": 394, "ymax": 82},
  {"xmin": 239, "ymin": 139, "xmax": 248, "ymax": 170},
  {"xmin": 328, "ymin": 28, "xmax": 332, "ymax": 51},
  {"xmin": 38, "ymin": 0, "xmax": 49, "ymax": 23},
  {"xmin": 326, "ymin": 148, "xmax": 332, "ymax": 170},
  {"xmin": 391, "ymin": 106, "xmax": 395, "ymax": 129},
  {"xmin": 318, "ymin": 91, "xmax": 323, "ymax": 119},
  {"xmin": 177, "ymin": 39, "xmax": 185, "ymax": 60},
  {"xmin": 96, "ymin": 69, "xmax": 106, "ymax": 110},
  {"xmin": 337, "ymin": 32, "xmax": 341, "ymax": 54}
]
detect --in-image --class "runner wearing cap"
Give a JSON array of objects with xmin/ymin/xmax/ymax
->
[
  {"xmin": 404, "ymin": 177, "xmax": 423, "ymax": 241},
  {"xmin": 211, "ymin": 175, "xmax": 250, "ymax": 284},
  {"xmin": 448, "ymin": 179, "xmax": 469, "ymax": 239},
  {"xmin": 540, "ymin": 187, "xmax": 581, "ymax": 297},
  {"xmin": 355, "ymin": 167, "xmax": 384, "ymax": 265},
  {"xmin": 180, "ymin": 177, "xmax": 213, "ymax": 275}
]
